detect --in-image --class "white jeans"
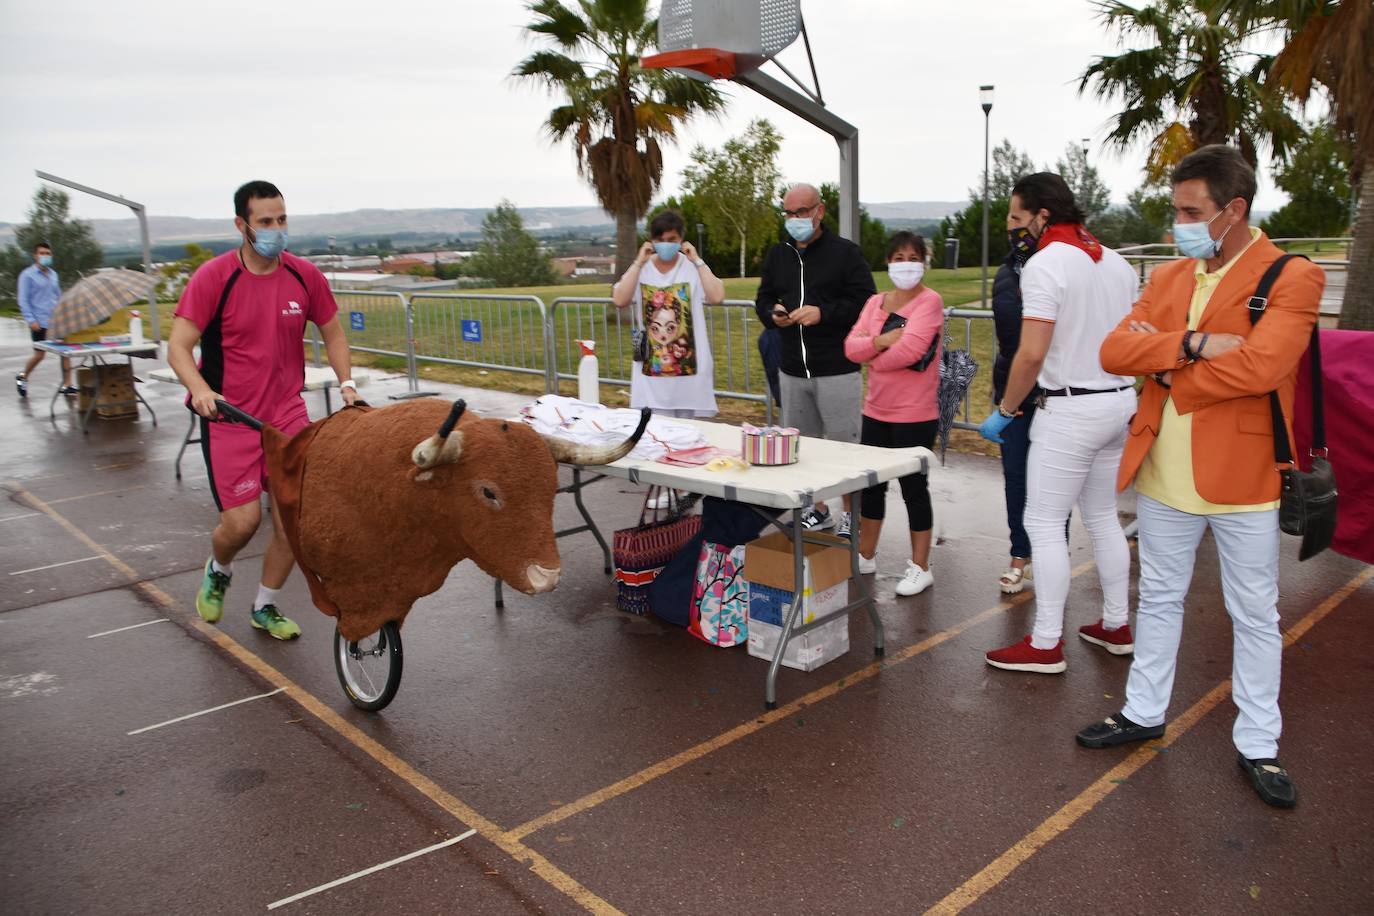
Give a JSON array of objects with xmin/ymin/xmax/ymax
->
[
  {"xmin": 1025, "ymin": 388, "xmax": 1135, "ymax": 648},
  {"xmin": 1123, "ymin": 494, "xmax": 1282, "ymax": 759}
]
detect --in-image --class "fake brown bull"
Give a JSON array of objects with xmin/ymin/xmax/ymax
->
[{"xmin": 261, "ymin": 398, "xmax": 649, "ymax": 641}]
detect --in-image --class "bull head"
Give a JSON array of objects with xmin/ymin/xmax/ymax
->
[{"xmin": 411, "ymin": 400, "xmax": 652, "ymax": 470}]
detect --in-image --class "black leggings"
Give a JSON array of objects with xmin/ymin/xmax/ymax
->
[{"xmin": 860, "ymin": 415, "xmax": 936, "ymax": 532}]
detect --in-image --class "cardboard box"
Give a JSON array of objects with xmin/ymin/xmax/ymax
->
[
  {"xmin": 747, "ymin": 616, "xmax": 850, "ymax": 672},
  {"xmin": 77, "ymin": 364, "xmax": 138, "ymax": 419},
  {"xmin": 742, "ymin": 530, "xmax": 852, "ymax": 670},
  {"xmin": 743, "ymin": 530, "xmax": 851, "ymax": 593},
  {"xmin": 747, "ymin": 580, "xmax": 846, "ymax": 627}
]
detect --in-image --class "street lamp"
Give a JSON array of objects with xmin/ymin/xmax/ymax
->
[
  {"xmin": 1082, "ymin": 137, "xmax": 1091, "ymax": 158},
  {"xmin": 980, "ymin": 85, "xmax": 994, "ymax": 307}
]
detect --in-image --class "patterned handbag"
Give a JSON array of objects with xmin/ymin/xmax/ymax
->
[
  {"xmin": 688, "ymin": 542, "xmax": 748, "ymax": 647},
  {"xmin": 612, "ymin": 487, "xmax": 702, "ymax": 615}
]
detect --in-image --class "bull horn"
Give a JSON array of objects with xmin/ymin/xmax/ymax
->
[
  {"xmin": 543, "ymin": 406, "xmax": 651, "ymax": 465},
  {"xmin": 412, "ymin": 399, "xmax": 467, "ymax": 469}
]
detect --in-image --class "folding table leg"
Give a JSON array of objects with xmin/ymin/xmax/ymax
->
[
  {"xmin": 846, "ymin": 497, "xmax": 884, "ymax": 656},
  {"xmin": 764, "ymin": 506, "xmax": 808, "ymax": 710},
  {"xmin": 175, "ymin": 412, "xmax": 199, "ymax": 480}
]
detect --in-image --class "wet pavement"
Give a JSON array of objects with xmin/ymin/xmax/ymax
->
[{"xmin": 2, "ymin": 316, "xmax": 1371, "ymax": 915}]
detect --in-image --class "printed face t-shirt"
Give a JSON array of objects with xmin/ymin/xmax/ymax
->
[
  {"xmin": 629, "ymin": 255, "xmax": 717, "ymax": 416},
  {"xmin": 175, "ymin": 250, "xmax": 339, "ymax": 425}
]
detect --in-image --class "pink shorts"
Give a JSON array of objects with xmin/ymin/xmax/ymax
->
[{"xmin": 200, "ymin": 407, "xmax": 311, "ymax": 511}]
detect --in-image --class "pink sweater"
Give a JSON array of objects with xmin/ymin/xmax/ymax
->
[{"xmin": 844, "ymin": 287, "xmax": 944, "ymax": 423}]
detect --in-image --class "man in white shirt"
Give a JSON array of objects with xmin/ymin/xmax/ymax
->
[{"xmin": 979, "ymin": 172, "xmax": 1139, "ymax": 674}]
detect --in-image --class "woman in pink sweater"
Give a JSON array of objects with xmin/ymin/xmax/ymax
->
[{"xmin": 843, "ymin": 232, "xmax": 944, "ymax": 596}]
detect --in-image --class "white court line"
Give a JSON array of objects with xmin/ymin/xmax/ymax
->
[
  {"xmin": 0, "ymin": 512, "xmax": 41, "ymax": 523},
  {"xmin": 127, "ymin": 687, "xmax": 286, "ymax": 736},
  {"xmin": 9, "ymin": 556, "xmax": 102, "ymax": 576},
  {"xmin": 266, "ymin": 829, "xmax": 478, "ymax": 910},
  {"xmin": 88, "ymin": 619, "xmax": 169, "ymax": 639}
]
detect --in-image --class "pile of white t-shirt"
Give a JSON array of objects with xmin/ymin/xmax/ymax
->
[{"xmin": 519, "ymin": 395, "xmax": 708, "ymax": 460}]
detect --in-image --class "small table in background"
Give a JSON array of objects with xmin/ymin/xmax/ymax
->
[{"xmin": 34, "ymin": 340, "xmax": 161, "ymax": 434}]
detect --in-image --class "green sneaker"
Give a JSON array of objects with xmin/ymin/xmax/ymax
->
[
  {"xmin": 196, "ymin": 559, "xmax": 231, "ymax": 623},
  {"xmin": 251, "ymin": 604, "xmax": 301, "ymax": 640}
]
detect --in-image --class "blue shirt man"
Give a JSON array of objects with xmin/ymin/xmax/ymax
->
[{"xmin": 14, "ymin": 242, "xmax": 72, "ymax": 397}]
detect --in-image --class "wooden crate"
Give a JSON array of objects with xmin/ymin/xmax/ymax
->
[{"xmin": 76, "ymin": 364, "xmax": 138, "ymax": 419}]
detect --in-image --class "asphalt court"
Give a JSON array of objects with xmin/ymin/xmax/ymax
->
[{"xmin": 3, "ymin": 323, "xmax": 1372, "ymax": 914}]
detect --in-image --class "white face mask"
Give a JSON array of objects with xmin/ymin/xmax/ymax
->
[{"xmin": 888, "ymin": 261, "xmax": 925, "ymax": 290}]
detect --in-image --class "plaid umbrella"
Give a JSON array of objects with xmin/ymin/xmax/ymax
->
[
  {"xmin": 936, "ymin": 336, "xmax": 979, "ymax": 465},
  {"xmin": 46, "ymin": 270, "xmax": 156, "ymax": 340}
]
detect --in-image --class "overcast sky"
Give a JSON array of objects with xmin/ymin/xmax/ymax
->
[{"xmin": 0, "ymin": 0, "xmax": 1290, "ymax": 226}]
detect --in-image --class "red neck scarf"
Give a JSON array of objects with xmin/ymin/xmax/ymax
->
[{"xmin": 1038, "ymin": 223, "xmax": 1103, "ymax": 262}]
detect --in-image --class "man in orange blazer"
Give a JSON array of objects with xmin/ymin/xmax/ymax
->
[{"xmin": 1074, "ymin": 146, "xmax": 1323, "ymax": 809}]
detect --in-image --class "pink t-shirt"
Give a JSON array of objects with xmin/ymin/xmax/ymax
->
[
  {"xmin": 844, "ymin": 287, "xmax": 944, "ymax": 423},
  {"xmin": 175, "ymin": 250, "xmax": 338, "ymax": 426}
]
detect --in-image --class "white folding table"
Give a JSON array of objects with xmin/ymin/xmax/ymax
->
[
  {"xmin": 524, "ymin": 418, "xmax": 933, "ymax": 708},
  {"xmin": 34, "ymin": 340, "xmax": 161, "ymax": 434}
]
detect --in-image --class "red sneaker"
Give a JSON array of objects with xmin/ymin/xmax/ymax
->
[
  {"xmin": 985, "ymin": 635, "xmax": 1066, "ymax": 673},
  {"xmin": 1078, "ymin": 619, "xmax": 1134, "ymax": 655}
]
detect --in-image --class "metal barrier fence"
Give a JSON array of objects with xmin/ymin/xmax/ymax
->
[
  {"xmin": 322, "ymin": 287, "xmax": 1000, "ymax": 429},
  {"xmin": 408, "ymin": 293, "xmax": 550, "ymax": 383}
]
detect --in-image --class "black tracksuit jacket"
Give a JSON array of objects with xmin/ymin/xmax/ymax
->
[{"xmin": 753, "ymin": 229, "xmax": 876, "ymax": 378}]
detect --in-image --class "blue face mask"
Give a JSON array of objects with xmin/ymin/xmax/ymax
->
[
  {"xmin": 653, "ymin": 241, "xmax": 681, "ymax": 262},
  {"xmin": 38, "ymin": 254, "xmax": 53, "ymax": 267},
  {"xmin": 250, "ymin": 227, "xmax": 288, "ymax": 259},
  {"xmin": 1173, "ymin": 209, "xmax": 1230, "ymax": 259},
  {"xmin": 785, "ymin": 218, "xmax": 816, "ymax": 243}
]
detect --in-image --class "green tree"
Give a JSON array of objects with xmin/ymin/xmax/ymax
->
[
  {"xmin": 2, "ymin": 186, "xmax": 104, "ymax": 293},
  {"xmin": 1219, "ymin": 0, "xmax": 1373, "ymax": 329},
  {"xmin": 157, "ymin": 243, "xmax": 215, "ymax": 300},
  {"xmin": 817, "ymin": 183, "xmax": 889, "ymax": 270},
  {"xmin": 1055, "ymin": 143, "xmax": 1113, "ymax": 222},
  {"xmin": 1079, "ymin": 0, "xmax": 1302, "ymax": 181},
  {"xmin": 681, "ymin": 118, "xmax": 782, "ymax": 277},
  {"xmin": 1094, "ymin": 185, "xmax": 1175, "ymax": 248},
  {"xmin": 514, "ymin": 0, "xmax": 726, "ymax": 275},
  {"xmin": 934, "ymin": 198, "xmax": 1011, "ymax": 272},
  {"xmin": 1260, "ymin": 120, "xmax": 1352, "ymax": 239},
  {"xmin": 980, "ymin": 140, "xmax": 1038, "ymax": 201},
  {"xmin": 466, "ymin": 200, "xmax": 556, "ymax": 287}
]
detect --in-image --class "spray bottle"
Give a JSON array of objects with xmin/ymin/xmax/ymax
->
[
  {"xmin": 576, "ymin": 339, "xmax": 599, "ymax": 404},
  {"xmin": 129, "ymin": 310, "xmax": 143, "ymax": 347}
]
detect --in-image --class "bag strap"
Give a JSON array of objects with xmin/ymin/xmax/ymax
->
[{"xmin": 1246, "ymin": 254, "xmax": 1323, "ymax": 464}]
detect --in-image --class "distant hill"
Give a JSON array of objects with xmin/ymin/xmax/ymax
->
[{"xmin": 0, "ymin": 201, "xmax": 969, "ymax": 252}]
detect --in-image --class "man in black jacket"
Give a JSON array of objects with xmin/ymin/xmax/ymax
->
[{"xmin": 754, "ymin": 183, "xmax": 876, "ymax": 534}]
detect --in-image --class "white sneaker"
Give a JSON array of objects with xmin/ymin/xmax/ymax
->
[
  {"xmin": 647, "ymin": 490, "xmax": 672, "ymax": 510},
  {"xmin": 836, "ymin": 512, "xmax": 852, "ymax": 540},
  {"xmin": 895, "ymin": 561, "xmax": 933, "ymax": 597},
  {"xmin": 857, "ymin": 553, "xmax": 877, "ymax": 575}
]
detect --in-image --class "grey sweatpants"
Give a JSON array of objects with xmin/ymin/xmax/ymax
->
[{"xmin": 779, "ymin": 371, "xmax": 862, "ymax": 443}]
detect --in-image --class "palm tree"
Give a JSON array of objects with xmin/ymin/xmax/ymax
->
[
  {"xmin": 1218, "ymin": 0, "xmax": 1374, "ymax": 329},
  {"xmin": 514, "ymin": 0, "xmax": 725, "ymax": 274},
  {"xmin": 1078, "ymin": 0, "xmax": 1302, "ymax": 182}
]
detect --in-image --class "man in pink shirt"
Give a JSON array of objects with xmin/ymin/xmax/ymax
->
[{"xmin": 168, "ymin": 180, "xmax": 359, "ymax": 640}]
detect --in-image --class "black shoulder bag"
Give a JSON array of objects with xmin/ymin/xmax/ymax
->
[
  {"xmin": 879, "ymin": 311, "xmax": 940, "ymax": 371},
  {"xmin": 1248, "ymin": 255, "xmax": 1337, "ymax": 561}
]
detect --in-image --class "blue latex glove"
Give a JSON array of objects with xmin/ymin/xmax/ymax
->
[{"xmin": 979, "ymin": 411, "xmax": 1014, "ymax": 443}]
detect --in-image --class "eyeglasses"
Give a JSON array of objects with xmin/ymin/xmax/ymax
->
[{"xmin": 780, "ymin": 204, "xmax": 818, "ymax": 219}]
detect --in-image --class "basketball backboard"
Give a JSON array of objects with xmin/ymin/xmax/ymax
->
[{"xmin": 641, "ymin": 1, "xmax": 861, "ymax": 243}]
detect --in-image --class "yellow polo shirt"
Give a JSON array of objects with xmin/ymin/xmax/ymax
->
[{"xmin": 1135, "ymin": 228, "xmax": 1278, "ymax": 514}]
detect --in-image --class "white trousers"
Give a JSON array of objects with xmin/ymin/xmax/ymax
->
[
  {"xmin": 1025, "ymin": 388, "xmax": 1135, "ymax": 648},
  {"xmin": 1123, "ymin": 494, "xmax": 1282, "ymax": 759}
]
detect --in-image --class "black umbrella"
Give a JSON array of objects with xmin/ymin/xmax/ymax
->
[{"xmin": 936, "ymin": 336, "xmax": 978, "ymax": 465}]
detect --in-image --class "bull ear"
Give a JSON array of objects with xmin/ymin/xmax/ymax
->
[
  {"xmin": 543, "ymin": 407, "xmax": 651, "ymax": 465},
  {"xmin": 412, "ymin": 400, "xmax": 467, "ymax": 468}
]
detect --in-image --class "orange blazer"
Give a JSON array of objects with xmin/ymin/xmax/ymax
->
[{"xmin": 1100, "ymin": 234, "xmax": 1324, "ymax": 504}]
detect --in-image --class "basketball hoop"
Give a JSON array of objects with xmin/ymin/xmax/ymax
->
[{"xmin": 639, "ymin": 48, "xmax": 745, "ymax": 81}]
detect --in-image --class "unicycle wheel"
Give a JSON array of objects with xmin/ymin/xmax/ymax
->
[{"xmin": 334, "ymin": 621, "xmax": 403, "ymax": 711}]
